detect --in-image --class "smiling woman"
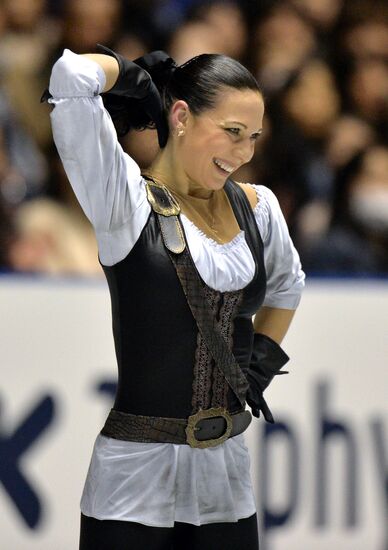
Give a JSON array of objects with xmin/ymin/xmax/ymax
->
[
  {"xmin": 144, "ymin": 87, "xmax": 264, "ymax": 244},
  {"xmin": 46, "ymin": 45, "xmax": 305, "ymax": 550}
]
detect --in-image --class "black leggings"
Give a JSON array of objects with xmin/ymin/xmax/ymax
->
[{"xmin": 79, "ymin": 512, "xmax": 259, "ymax": 550}]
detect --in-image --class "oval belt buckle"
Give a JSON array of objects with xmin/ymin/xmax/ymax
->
[{"xmin": 185, "ymin": 407, "xmax": 233, "ymax": 449}]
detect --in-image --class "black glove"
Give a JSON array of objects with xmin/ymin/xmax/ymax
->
[
  {"xmin": 96, "ymin": 44, "xmax": 170, "ymax": 147},
  {"xmin": 246, "ymin": 333, "xmax": 289, "ymax": 423},
  {"xmin": 41, "ymin": 45, "xmax": 173, "ymax": 148}
]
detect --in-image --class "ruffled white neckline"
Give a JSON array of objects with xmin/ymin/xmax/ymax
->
[
  {"xmin": 180, "ymin": 214, "xmax": 246, "ymax": 253},
  {"xmin": 179, "ymin": 200, "xmax": 265, "ymax": 291},
  {"xmin": 180, "ymin": 186, "xmax": 263, "ymax": 252}
]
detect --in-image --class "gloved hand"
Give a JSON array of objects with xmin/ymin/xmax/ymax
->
[
  {"xmin": 41, "ymin": 45, "xmax": 172, "ymax": 147},
  {"xmin": 96, "ymin": 44, "xmax": 169, "ymax": 147},
  {"xmin": 246, "ymin": 333, "xmax": 289, "ymax": 423}
]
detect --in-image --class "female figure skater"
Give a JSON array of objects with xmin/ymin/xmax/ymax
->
[{"xmin": 46, "ymin": 44, "xmax": 304, "ymax": 549}]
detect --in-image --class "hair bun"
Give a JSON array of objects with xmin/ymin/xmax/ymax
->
[{"xmin": 134, "ymin": 51, "xmax": 177, "ymax": 89}]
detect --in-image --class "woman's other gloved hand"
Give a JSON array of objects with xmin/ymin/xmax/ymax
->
[{"xmin": 246, "ymin": 333, "xmax": 289, "ymax": 423}]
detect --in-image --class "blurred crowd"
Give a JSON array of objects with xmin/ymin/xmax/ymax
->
[{"xmin": 0, "ymin": 0, "xmax": 387, "ymax": 277}]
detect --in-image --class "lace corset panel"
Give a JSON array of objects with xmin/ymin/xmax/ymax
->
[{"xmin": 191, "ymin": 287, "xmax": 244, "ymax": 413}]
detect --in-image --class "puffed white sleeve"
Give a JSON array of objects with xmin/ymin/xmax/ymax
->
[
  {"xmin": 252, "ymin": 185, "xmax": 305, "ymax": 309},
  {"xmin": 48, "ymin": 48, "xmax": 150, "ymax": 265}
]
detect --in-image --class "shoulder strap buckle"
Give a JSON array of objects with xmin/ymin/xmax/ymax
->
[
  {"xmin": 145, "ymin": 179, "xmax": 186, "ymax": 254},
  {"xmin": 145, "ymin": 179, "xmax": 181, "ymax": 217}
]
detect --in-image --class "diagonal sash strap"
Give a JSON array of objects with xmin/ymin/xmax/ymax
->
[
  {"xmin": 168, "ymin": 250, "xmax": 249, "ymax": 406},
  {"xmin": 144, "ymin": 178, "xmax": 249, "ymax": 407}
]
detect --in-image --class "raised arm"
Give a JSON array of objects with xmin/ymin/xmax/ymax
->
[{"xmin": 48, "ymin": 49, "xmax": 148, "ymax": 265}]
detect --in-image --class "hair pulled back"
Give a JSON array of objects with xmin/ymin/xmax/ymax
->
[{"xmin": 104, "ymin": 53, "xmax": 261, "ymax": 139}]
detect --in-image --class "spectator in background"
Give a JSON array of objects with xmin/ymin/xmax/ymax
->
[
  {"xmin": 325, "ymin": 115, "xmax": 376, "ymax": 170},
  {"xmin": 333, "ymin": 4, "xmax": 388, "ymax": 133},
  {"xmin": 0, "ymin": 0, "xmax": 60, "ymax": 150},
  {"xmin": 59, "ymin": 0, "xmax": 121, "ymax": 54},
  {"xmin": 0, "ymin": 91, "xmax": 48, "ymax": 206},
  {"xmin": 289, "ymin": 0, "xmax": 345, "ymax": 35},
  {"xmin": 282, "ymin": 58, "xmax": 340, "ymax": 143},
  {"xmin": 253, "ymin": 2, "xmax": 317, "ymax": 94},
  {"xmin": 8, "ymin": 198, "xmax": 101, "ymax": 275},
  {"xmin": 295, "ymin": 114, "xmax": 376, "ymax": 245},
  {"xmin": 342, "ymin": 19, "xmax": 388, "ymax": 61},
  {"xmin": 346, "ymin": 59, "xmax": 388, "ymax": 127},
  {"xmin": 185, "ymin": 1, "xmax": 248, "ymax": 60},
  {"xmin": 300, "ymin": 144, "xmax": 388, "ymax": 274},
  {"xmin": 278, "ymin": 57, "xmax": 340, "ymax": 239},
  {"xmin": 168, "ymin": 20, "xmax": 223, "ymax": 63}
]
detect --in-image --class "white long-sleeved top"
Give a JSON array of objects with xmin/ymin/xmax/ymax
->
[{"xmin": 49, "ymin": 49, "xmax": 305, "ymax": 527}]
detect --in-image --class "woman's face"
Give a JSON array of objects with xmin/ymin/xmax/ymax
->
[{"xmin": 174, "ymin": 88, "xmax": 264, "ymax": 193}]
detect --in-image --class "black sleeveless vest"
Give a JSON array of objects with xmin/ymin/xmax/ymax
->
[{"xmin": 102, "ymin": 180, "xmax": 266, "ymax": 418}]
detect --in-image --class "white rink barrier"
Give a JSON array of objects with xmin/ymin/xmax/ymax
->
[{"xmin": 0, "ymin": 275, "xmax": 387, "ymax": 550}]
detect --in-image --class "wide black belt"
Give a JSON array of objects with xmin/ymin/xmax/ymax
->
[{"xmin": 101, "ymin": 407, "xmax": 252, "ymax": 449}]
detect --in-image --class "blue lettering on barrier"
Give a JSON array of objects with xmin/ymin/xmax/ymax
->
[
  {"xmin": 259, "ymin": 380, "xmax": 359, "ymax": 541},
  {"xmin": 96, "ymin": 380, "xmax": 117, "ymax": 400},
  {"xmin": 315, "ymin": 381, "xmax": 358, "ymax": 527},
  {"xmin": 0, "ymin": 395, "xmax": 55, "ymax": 528},
  {"xmin": 261, "ymin": 420, "xmax": 299, "ymax": 531}
]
